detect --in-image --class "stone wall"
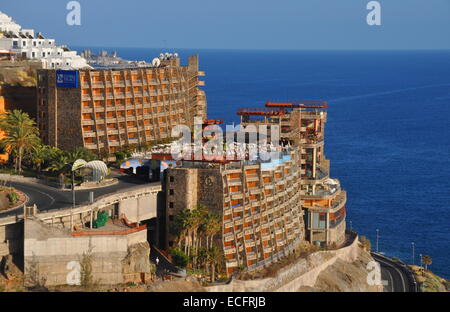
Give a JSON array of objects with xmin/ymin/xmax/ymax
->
[
  {"xmin": 24, "ymin": 218, "xmax": 151, "ymax": 286},
  {"xmin": 206, "ymin": 235, "xmax": 378, "ymax": 292},
  {"xmin": 0, "ymin": 220, "xmax": 22, "ymax": 258}
]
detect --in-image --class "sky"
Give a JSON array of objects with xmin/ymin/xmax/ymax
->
[{"xmin": 1, "ymin": 0, "xmax": 449, "ymax": 50}]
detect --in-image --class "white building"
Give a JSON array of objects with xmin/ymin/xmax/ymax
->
[{"xmin": 0, "ymin": 11, "xmax": 91, "ymax": 69}]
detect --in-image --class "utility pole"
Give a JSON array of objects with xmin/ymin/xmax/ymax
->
[
  {"xmin": 419, "ymin": 254, "xmax": 423, "ymax": 269},
  {"xmin": 376, "ymin": 229, "xmax": 379, "ymax": 253}
]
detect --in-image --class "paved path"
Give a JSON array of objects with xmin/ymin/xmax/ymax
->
[
  {"xmin": 150, "ymin": 245, "xmax": 180, "ymax": 277},
  {"xmin": 372, "ymin": 252, "xmax": 417, "ymax": 292},
  {"xmin": 0, "ymin": 174, "xmax": 157, "ymax": 218}
]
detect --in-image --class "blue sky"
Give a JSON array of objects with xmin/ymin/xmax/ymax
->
[{"xmin": 1, "ymin": 0, "xmax": 449, "ymax": 50}]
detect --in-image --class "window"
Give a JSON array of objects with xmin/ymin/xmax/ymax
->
[
  {"xmin": 169, "ymin": 176, "xmax": 174, "ymax": 182},
  {"xmin": 33, "ymin": 41, "xmax": 36, "ymax": 47},
  {"xmin": 169, "ymin": 215, "xmax": 174, "ymax": 221},
  {"xmin": 169, "ymin": 202, "xmax": 174, "ymax": 209},
  {"xmin": 169, "ymin": 189, "xmax": 174, "ymax": 195}
]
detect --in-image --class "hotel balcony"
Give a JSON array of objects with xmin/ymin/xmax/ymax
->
[
  {"xmin": 263, "ymin": 246, "xmax": 273, "ymax": 254},
  {"xmin": 226, "ymin": 259, "xmax": 238, "ymax": 267},
  {"xmin": 223, "ymin": 232, "xmax": 234, "ymax": 242},
  {"xmin": 261, "ymin": 233, "xmax": 271, "ymax": 241},
  {"xmin": 232, "ymin": 205, "xmax": 243, "ymax": 213},
  {"xmin": 224, "ymin": 246, "xmax": 237, "ymax": 255},
  {"xmin": 246, "ymin": 252, "xmax": 257, "ymax": 261},
  {"xmin": 231, "ymin": 192, "xmax": 243, "ymax": 200},
  {"xmin": 302, "ymin": 185, "xmax": 341, "ymax": 201},
  {"xmin": 227, "ymin": 178, "xmax": 242, "ymax": 186},
  {"xmin": 83, "ymin": 131, "xmax": 96, "ymax": 138},
  {"xmin": 244, "ymin": 240, "xmax": 256, "ymax": 248},
  {"xmin": 108, "ymin": 140, "xmax": 120, "ymax": 147}
]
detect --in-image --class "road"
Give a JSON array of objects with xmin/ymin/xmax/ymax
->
[
  {"xmin": 0, "ymin": 174, "xmax": 156, "ymax": 218},
  {"xmin": 372, "ymin": 252, "xmax": 417, "ymax": 292}
]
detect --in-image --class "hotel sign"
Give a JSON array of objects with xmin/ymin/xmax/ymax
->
[{"xmin": 56, "ymin": 70, "xmax": 79, "ymax": 88}]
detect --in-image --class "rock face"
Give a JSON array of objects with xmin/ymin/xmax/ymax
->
[
  {"xmin": 298, "ymin": 249, "xmax": 381, "ymax": 292},
  {"xmin": 122, "ymin": 242, "xmax": 152, "ymax": 273},
  {"xmin": 122, "ymin": 242, "xmax": 153, "ymax": 283},
  {"xmin": 1, "ymin": 255, "xmax": 22, "ymax": 280},
  {"xmin": 206, "ymin": 235, "xmax": 383, "ymax": 292}
]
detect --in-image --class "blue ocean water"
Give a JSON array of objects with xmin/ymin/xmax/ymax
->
[{"xmin": 76, "ymin": 47, "xmax": 450, "ymax": 278}]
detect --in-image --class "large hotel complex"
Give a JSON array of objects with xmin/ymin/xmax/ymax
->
[
  {"xmin": 32, "ymin": 54, "xmax": 346, "ymax": 276},
  {"xmin": 36, "ymin": 55, "xmax": 207, "ymax": 154},
  {"xmin": 0, "ymin": 9, "xmax": 347, "ymax": 277},
  {"xmin": 164, "ymin": 101, "xmax": 347, "ymax": 275}
]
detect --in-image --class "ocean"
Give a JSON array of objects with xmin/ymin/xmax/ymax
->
[{"xmin": 75, "ymin": 47, "xmax": 450, "ymax": 278}]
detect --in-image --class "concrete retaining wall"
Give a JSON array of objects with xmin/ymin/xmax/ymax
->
[
  {"xmin": 24, "ymin": 218, "xmax": 150, "ymax": 286},
  {"xmin": 206, "ymin": 235, "xmax": 361, "ymax": 292},
  {"xmin": 0, "ymin": 221, "xmax": 23, "ymax": 257}
]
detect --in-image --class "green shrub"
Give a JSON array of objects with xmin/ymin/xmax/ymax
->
[
  {"xmin": 7, "ymin": 191, "xmax": 19, "ymax": 205},
  {"xmin": 170, "ymin": 247, "xmax": 189, "ymax": 268}
]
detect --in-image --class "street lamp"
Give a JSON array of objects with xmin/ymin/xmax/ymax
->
[
  {"xmin": 411, "ymin": 242, "xmax": 415, "ymax": 265},
  {"xmin": 71, "ymin": 159, "xmax": 87, "ymax": 208},
  {"xmin": 376, "ymin": 229, "xmax": 379, "ymax": 253},
  {"xmin": 419, "ymin": 254, "xmax": 423, "ymax": 269}
]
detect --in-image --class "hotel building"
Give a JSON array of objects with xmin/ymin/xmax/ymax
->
[
  {"xmin": 164, "ymin": 147, "xmax": 305, "ymax": 275},
  {"xmin": 238, "ymin": 101, "xmax": 347, "ymax": 246},
  {"xmin": 36, "ymin": 55, "xmax": 207, "ymax": 155}
]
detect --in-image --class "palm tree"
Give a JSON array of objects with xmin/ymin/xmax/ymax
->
[
  {"xmin": 172, "ymin": 209, "xmax": 193, "ymax": 255},
  {"xmin": 192, "ymin": 205, "xmax": 208, "ymax": 255},
  {"xmin": 68, "ymin": 147, "xmax": 96, "ymax": 163},
  {"xmin": 206, "ymin": 246, "xmax": 223, "ymax": 282},
  {"xmin": 28, "ymin": 144, "xmax": 53, "ymax": 172},
  {"xmin": 0, "ymin": 110, "xmax": 40, "ymax": 173},
  {"xmin": 46, "ymin": 151, "xmax": 71, "ymax": 186},
  {"xmin": 204, "ymin": 213, "xmax": 222, "ymax": 249},
  {"xmin": 422, "ymin": 255, "xmax": 432, "ymax": 271}
]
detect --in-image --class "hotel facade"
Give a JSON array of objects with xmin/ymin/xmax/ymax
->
[
  {"xmin": 163, "ymin": 100, "xmax": 347, "ymax": 275},
  {"xmin": 36, "ymin": 55, "xmax": 207, "ymax": 155},
  {"xmin": 164, "ymin": 148, "xmax": 305, "ymax": 275},
  {"xmin": 238, "ymin": 101, "xmax": 347, "ymax": 247}
]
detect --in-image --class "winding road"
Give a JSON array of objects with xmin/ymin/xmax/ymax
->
[
  {"xmin": 372, "ymin": 252, "xmax": 418, "ymax": 292},
  {"xmin": 0, "ymin": 174, "xmax": 153, "ymax": 218}
]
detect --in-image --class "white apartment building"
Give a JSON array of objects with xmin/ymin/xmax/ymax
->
[{"xmin": 0, "ymin": 11, "xmax": 91, "ymax": 69}]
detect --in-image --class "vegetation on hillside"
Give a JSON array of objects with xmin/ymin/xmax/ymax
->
[
  {"xmin": 0, "ymin": 110, "xmax": 40, "ymax": 173},
  {"xmin": 169, "ymin": 204, "xmax": 224, "ymax": 282},
  {"xmin": 410, "ymin": 264, "xmax": 449, "ymax": 292},
  {"xmin": 0, "ymin": 110, "xmax": 99, "ymax": 185}
]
